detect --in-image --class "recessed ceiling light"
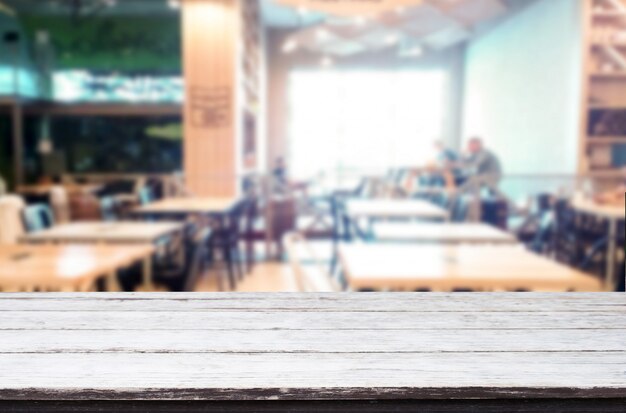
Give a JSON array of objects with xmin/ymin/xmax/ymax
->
[
  {"xmin": 321, "ymin": 56, "xmax": 334, "ymax": 68},
  {"xmin": 385, "ymin": 34, "xmax": 400, "ymax": 45},
  {"xmin": 282, "ymin": 38, "xmax": 298, "ymax": 54}
]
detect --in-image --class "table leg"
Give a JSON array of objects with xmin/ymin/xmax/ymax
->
[
  {"xmin": 142, "ymin": 257, "xmax": 154, "ymax": 291},
  {"xmin": 106, "ymin": 271, "xmax": 122, "ymax": 292},
  {"xmin": 606, "ymin": 219, "xmax": 617, "ymax": 291}
]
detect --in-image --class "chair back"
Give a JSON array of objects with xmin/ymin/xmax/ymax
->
[
  {"xmin": 450, "ymin": 195, "xmax": 471, "ymax": 222},
  {"xmin": 285, "ymin": 232, "xmax": 342, "ymax": 292},
  {"xmin": 49, "ymin": 185, "xmax": 71, "ymax": 224},
  {"xmin": 138, "ymin": 186, "xmax": 154, "ymax": 206},
  {"xmin": 530, "ymin": 211, "xmax": 555, "ymax": 254},
  {"xmin": 99, "ymin": 197, "xmax": 118, "ymax": 222},
  {"xmin": 0, "ymin": 195, "xmax": 26, "ymax": 244},
  {"xmin": 22, "ymin": 204, "xmax": 55, "ymax": 233},
  {"xmin": 182, "ymin": 228, "xmax": 212, "ymax": 292}
]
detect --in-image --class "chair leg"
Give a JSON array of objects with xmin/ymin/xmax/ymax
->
[{"xmin": 223, "ymin": 245, "xmax": 237, "ymax": 291}]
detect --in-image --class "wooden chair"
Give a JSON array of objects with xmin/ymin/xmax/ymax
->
[
  {"xmin": 138, "ymin": 186, "xmax": 154, "ymax": 206},
  {"xmin": 208, "ymin": 199, "xmax": 253, "ymax": 290},
  {"xmin": 21, "ymin": 204, "xmax": 55, "ymax": 233},
  {"xmin": 99, "ymin": 196, "xmax": 119, "ymax": 222},
  {"xmin": 152, "ymin": 227, "xmax": 212, "ymax": 292},
  {"xmin": 284, "ymin": 232, "xmax": 343, "ymax": 292}
]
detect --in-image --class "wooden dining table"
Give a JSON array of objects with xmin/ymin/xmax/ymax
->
[
  {"xmin": 373, "ymin": 222, "xmax": 518, "ymax": 244},
  {"xmin": 16, "ymin": 183, "xmax": 102, "ymax": 197},
  {"xmin": 0, "ymin": 244, "xmax": 154, "ymax": 292},
  {"xmin": 132, "ymin": 197, "xmax": 240, "ymax": 219},
  {"xmin": 18, "ymin": 222, "xmax": 184, "ymax": 291},
  {"xmin": 346, "ymin": 199, "xmax": 449, "ymax": 221},
  {"xmin": 0, "ymin": 293, "xmax": 623, "ymax": 412},
  {"xmin": 339, "ymin": 244, "xmax": 604, "ymax": 292},
  {"xmin": 19, "ymin": 221, "xmax": 184, "ymax": 245}
]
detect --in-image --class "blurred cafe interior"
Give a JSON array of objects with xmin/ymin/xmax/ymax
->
[{"xmin": 0, "ymin": 0, "xmax": 623, "ymax": 293}]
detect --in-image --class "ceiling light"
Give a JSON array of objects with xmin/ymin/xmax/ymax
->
[
  {"xmin": 385, "ymin": 34, "xmax": 400, "ymax": 45},
  {"xmin": 297, "ymin": 6, "xmax": 309, "ymax": 16},
  {"xmin": 403, "ymin": 47, "xmax": 423, "ymax": 57},
  {"xmin": 316, "ymin": 28, "xmax": 330, "ymax": 41},
  {"xmin": 321, "ymin": 56, "xmax": 334, "ymax": 68},
  {"xmin": 168, "ymin": 0, "xmax": 181, "ymax": 9},
  {"xmin": 354, "ymin": 16, "xmax": 367, "ymax": 26},
  {"xmin": 282, "ymin": 38, "xmax": 298, "ymax": 54}
]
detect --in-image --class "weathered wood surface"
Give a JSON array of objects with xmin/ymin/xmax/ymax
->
[{"xmin": 0, "ymin": 294, "xmax": 624, "ymax": 412}]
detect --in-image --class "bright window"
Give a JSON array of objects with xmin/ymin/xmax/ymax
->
[{"xmin": 288, "ymin": 70, "xmax": 447, "ymax": 181}]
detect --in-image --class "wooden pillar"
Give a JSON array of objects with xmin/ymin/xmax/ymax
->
[{"xmin": 182, "ymin": 0, "xmax": 241, "ymax": 197}]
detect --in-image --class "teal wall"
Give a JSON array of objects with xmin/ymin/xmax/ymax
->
[{"xmin": 461, "ymin": 0, "xmax": 583, "ymax": 177}]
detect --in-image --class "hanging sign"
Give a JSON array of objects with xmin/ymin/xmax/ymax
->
[{"xmin": 276, "ymin": 0, "xmax": 424, "ymax": 16}]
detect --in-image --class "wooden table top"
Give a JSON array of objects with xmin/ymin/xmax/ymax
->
[
  {"xmin": 0, "ymin": 244, "xmax": 154, "ymax": 291},
  {"xmin": 572, "ymin": 199, "xmax": 624, "ymax": 220},
  {"xmin": 373, "ymin": 223, "xmax": 517, "ymax": 244},
  {"xmin": 19, "ymin": 221, "xmax": 184, "ymax": 244},
  {"xmin": 0, "ymin": 293, "xmax": 623, "ymax": 404},
  {"xmin": 16, "ymin": 184, "xmax": 102, "ymax": 196},
  {"xmin": 347, "ymin": 199, "xmax": 449, "ymax": 220},
  {"xmin": 133, "ymin": 197, "xmax": 239, "ymax": 216},
  {"xmin": 340, "ymin": 244, "xmax": 604, "ymax": 292}
]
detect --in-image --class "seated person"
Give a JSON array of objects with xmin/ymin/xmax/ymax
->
[{"xmin": 458, "ymin": 137, "xmax": 503, "ymax": 197}]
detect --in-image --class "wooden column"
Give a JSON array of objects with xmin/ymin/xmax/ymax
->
[{"xmin": 182, "ymin": 0, "xmax": 241, "ymax": 197}]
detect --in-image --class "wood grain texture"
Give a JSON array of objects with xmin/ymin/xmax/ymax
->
[{"xmin": 0, "ymin": 293, "xmax": 623, "ymax": 406}]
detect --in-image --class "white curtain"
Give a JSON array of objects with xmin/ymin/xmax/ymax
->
[{"xmin": 288, "ymin": 69, "xmax": 447, "ymax": 181}]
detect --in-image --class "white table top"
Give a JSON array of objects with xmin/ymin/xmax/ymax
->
[
  {"xmin": 133, "ymin": 197, "xmax": 240, "ymax": 216},
  {"xmin": 19, "ymin": 221, "xmax": 184, "ymax": 244},
  {"xmin": 340, "ymin": 244, "xmax": 603, "ymax": 292},
  {"xmin": 347, "ymin": 199, "xmax": 449, "ymax": 220},
  {"xmin": 373, "ymin": 223, "xmax": 518, "ymax": 244}
]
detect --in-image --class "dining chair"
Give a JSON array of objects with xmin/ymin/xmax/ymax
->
[
  {"xmin": 208, "ymin": 199, "xmax": 252, "ymax": 290},
  {"xmin": 153, "ymin": 227, "xmax": 212, "ymax": 292},
  {"xmin": 99, "ymin": 196, "xmax": 119, "ymax": 222},
  {"xmin": 21, "ymin": 204, "xmax": 55, "ymax": 233},
  {"xmin": 138, "ymin": 186, "xmax": 154, "ymax": 206},
  {"xmin": 450, "ymin": 194, "xmax": 471, "ymax": 222}
]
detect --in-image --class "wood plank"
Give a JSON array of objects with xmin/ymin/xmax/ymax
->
[
  {"xmin": 0, "ymin": 293, "xmax": 622, "ymax": 312},
  {"xmin": 0, "ymin": 352, "xmax": 624, "ymax": 399},
  {"xmin": 0, "ymin": 328, "xmax": 622, "ymax": 353},
  {"xmin": 0, "ymin": 310, "xmax": 622, "ymax": 330}
]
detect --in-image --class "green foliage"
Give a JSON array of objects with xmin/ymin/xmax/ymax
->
[{"xmin": 21, "ymin": 15, "xmax": 181, "ymax": 73}]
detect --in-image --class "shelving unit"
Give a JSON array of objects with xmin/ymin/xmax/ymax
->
[{"xmin": 581, "ymin": 0, "xmax": 626, "ymax": 175}]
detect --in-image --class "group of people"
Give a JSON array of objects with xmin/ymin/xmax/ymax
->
[{"xmin": 432, "ymin": 136, "xmax": 504, "ymax": 197}]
